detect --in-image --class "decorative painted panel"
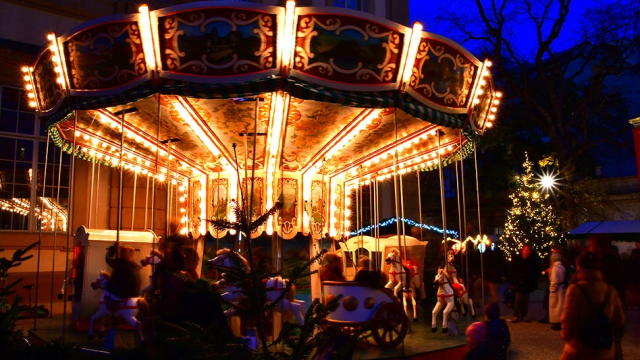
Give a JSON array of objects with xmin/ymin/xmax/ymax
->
[
  {"xmin": 32, "ymin": 48, "xmax": 64, "ymax": 113},
  {"xmin": 310, "ymin": 180, "xmax": 326, "ymax": 239},
  {"xmin": 277, "ymin": 178, "xmax": 299, "ymax": 239},
  {"xmin": 293, "ymin": 13, "xmax": 404, "ymax": 87},
  {"xmin": 241, "ymin": 177, "xmax": 264, "ymax": 238},
  {"xmin": 63, "ymin": 21, "xmax": 147, "ymax": 91},
  {"xmin": 209, "ymin": 177, "xmax": 229, "ymax": 238},
  {"xmin": 407, "ymin": 35, "xmax": 480, "ymax": 113},
  {"xmin": 158, "ymin": 7, "xmax": 277, "ymax": 78}
]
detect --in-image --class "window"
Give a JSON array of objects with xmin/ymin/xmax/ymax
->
[
  {"xmin": 0, "ymin": 85, "xmax": 70, "ymax": 231},
  {"xmin": 331, "ymin": 0, "xmax": 371, "ymax": 13}
]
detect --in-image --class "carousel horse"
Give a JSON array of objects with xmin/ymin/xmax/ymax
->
[
  {"xmin": 432, "ymin": 270, "xmax": 455, "ymax": 334},
  {"xmin": 443, "ymin": 250, "xmax": 474, "ymax": 317},
  {"xmin": 208, "ymin": 248, "xmax": 306, "ymax": 325},
  {"xmin": 88, "ymin": 271, "xmax": 144, "ymax": 341},
  {"xmin": 384, "ymin": 249, "xmax": 425, "ymax": 321},
  {"xmin": 139, "ymin": 250, "xmax": 162, "ymax": 296},
  {"xmin": 456, "ymin": 278, "xmax": 475, "ymax": 317}
]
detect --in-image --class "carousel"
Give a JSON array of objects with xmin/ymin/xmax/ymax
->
[{"xmin": 21, "ymin": 0, "xmax": 500, "ymax": 356}]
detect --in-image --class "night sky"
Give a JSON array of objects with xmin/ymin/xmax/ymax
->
[{"xmin": 409, "ymin": 0, "xmax": 601, "ymax": 58}]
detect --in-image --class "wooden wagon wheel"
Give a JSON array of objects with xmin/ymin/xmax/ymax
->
[{"xmin": 371, "ymin": 302, "xmax": 408, "ymax": 348}]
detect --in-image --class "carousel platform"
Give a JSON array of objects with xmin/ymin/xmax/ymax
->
[
  {"xmin": 352, "ymin": 309, "xmax": 472, "ymax": 360},
  {"xmin": 24, "ymin": 308, "xmax": 474, "ymax": 359},
  {"xmin": 24, "ymin": 315, "xmax": 138, "ymax": 351}
]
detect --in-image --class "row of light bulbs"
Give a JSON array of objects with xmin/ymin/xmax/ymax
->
[
  {"xmin": 472, "ymin": 60, "xmax": 502, "ymax": 129},
  {"xmin": 178, "ymin": 184, "xmax": 189, "ymax": 235}
]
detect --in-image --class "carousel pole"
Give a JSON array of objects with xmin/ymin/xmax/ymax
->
[
  {"xmin": 117, "ymin": 110, "xmax": 125, "ymax": 240},
  {"xmin": 474, "ymin": 143, "xmax": 485, "ymax": 313},
  {"xmin": 144, "ymin": 172, "xmax": 149, "ymax": 229},
  {"xmin": 417, "ymin": 169, "xmax": 423, "ymax": 241},
  {"xmin": 369, "ymin": 176, "xmax": 375, "ymax": 270},
  {"xmin": 34, "ymin": 132, "xmax": 51, "ymax": 329},
  {"xmin": 455, "ymin": 156, "xmax": 463, "ymax": 279},
  {"xmin": 320, "ymin": 159, "xmax": 325, "ymax": 251},
  {"xmin": 375, "ymin": 174, "xmax": 380, "ymax": 271},
  {"xmin": 215, "ymin": 170, "xmax": 221, "ymax": 249},
  {"xmin": 357, "ymin": 170, "xmax": 361, "ymax": 257},
  {"xmin": 95, "ymin": 161, "xmax": 100, "ymax": 228},
  {"xmin": 231, "ymin": 142, "xmax": 242, "ymax": 251},
  {"xmin": 151, "ymin": 99, "xmax": 160, "ymax": 295},
  {"xmin": 392, "ymin": 108, "xmax": 405, "ymax": 355},
  {"xmin": 243, "ymin": 133, "xmax": 250, "ymax": 256},
  {"xmin": 245, "ymin": 94, "xmax": 261, "ymax": 269},
  {"xmin": 392, "ymin": 110, "xmax": 402, "ymax": 253},
  {"xmin": 437, "ymin": 130, "xmax": 448, "ymax": 266},
  {"xmin": 50, "ymin": 146, "xmax": 64, "ymax": 316},
  {"xmin": 88, "ymin": 157, "xmax": 95, "ymax": 227},
  {"xmin": 400, "ymin": 172, "xmax": 407, "ymax": 260},
  {"xmin": 63, "ymin": 111, "xmax": 78, "ymax": 342},
  {"xmin": 165, "ymin": 141, "xmax": 174, "ymax": 240},
  {"xmin": 131, "ymin": 168, "xmax": 138, "ymax": 230},
  {"xmin": 459, "ymin": 131, "xmax": 470, "ymax": 308}
]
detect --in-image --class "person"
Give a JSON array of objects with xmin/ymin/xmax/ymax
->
[
  {"xmin": 476, "ymin": 247, "xmax": 501, "ymax": 304},
  {"xmin": 354, "ymin": 255, "xmax": 386, "ymax": 287},
  {"xmin": 104, "ymin": 240, "xmax": 142, "ymax": 300},
  {"xmin": 560, "ymin": 251, "xmax": 626, "ymax": 360},
  {"xmin": 541, "ymin": 246, "xmax": 563, "ymax": 323},
  {"xmin": 484, "ymin": 302, "xmax": 510, "ymax": 360},
  {"xmin": 549, "ymin": 252, "xmax": 567, "ymax": 330},
  {"xmin": 587, "ymin": 234, "xmax": 626, "ymax": 360},
  {"xmin": 320, "ymin": 252, "xmax": 345, "ymax": 282},
  {"xmin": 462, "ymin": 321, "xmax": 495, "ymax": 360},
  {"xmin": 510, "ymin": 244, "xmax": 538, "ymax": 323}
]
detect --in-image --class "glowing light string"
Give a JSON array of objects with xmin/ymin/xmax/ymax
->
[{"xmin": 349, "ymin": 217, "xmax": 458, "ymax": 238}]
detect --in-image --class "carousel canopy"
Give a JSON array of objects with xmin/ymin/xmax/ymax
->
[{"xmin": 23, "ymin": 1, "xmax": 500, "ymax": 239}]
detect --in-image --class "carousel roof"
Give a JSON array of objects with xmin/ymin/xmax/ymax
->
[{"xmin": 23, "ymin": 1, "xmax": 500, "ymax": 185}]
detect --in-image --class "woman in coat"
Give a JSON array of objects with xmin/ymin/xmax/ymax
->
[
  {"xmin": 560, "ymin": 251, "xmax": 625, "ymax": 360},
  {"xmin": 549, "ymin": 253, "xmax": 567, "ymax": 330}
]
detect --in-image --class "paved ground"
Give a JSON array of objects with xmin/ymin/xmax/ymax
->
[
  {"xmin": 15, "ymin": 280, "xmax": 640, "ymax": 360},
  {"xmin": 484, "ymin": 285, "xmax": 640, "ymax": 360}
]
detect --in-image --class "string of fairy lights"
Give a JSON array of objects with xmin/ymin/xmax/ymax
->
[{"xmin": 349, "ymin": 217, "xmax": 459, "ymax": 238}]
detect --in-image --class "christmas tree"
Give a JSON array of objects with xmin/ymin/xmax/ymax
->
[{"xmin": 499, "ymin": 153, "xmax": 562, "ymax": 261}]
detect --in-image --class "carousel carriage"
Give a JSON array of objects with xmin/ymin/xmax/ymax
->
[
  {"xmin": 327, "ymin": 235, "xmax": 426, "ymax": 340},
  {"xmin": 322, "ymin": 280, "xmax": 409, "ymax": 348},
  {"xmin": 71, "ymin": 226, "xmax": 158, "ymax": 331}
]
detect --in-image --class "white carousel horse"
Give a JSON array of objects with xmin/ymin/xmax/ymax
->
[
  {"xmin": 384, "ymin": 249, "xmax": 425, "ymax": 321},
  {"xmin": 139, "ymin": 250, "xmax": 162, "ymax": 296},
  {"xmin": 432, "ymin": 270, "xmax": 455, "ymax": 334},
  {"xmin": 456, "ymin": 279, "xmax": 475, "ymax": 317},
  {"xmin": 88, "ymin": 271, "xmax": 144, "ymax": 341},
  {"xmin": 208, "ymin": 248, "xmax": 306, "ymax": 325}
]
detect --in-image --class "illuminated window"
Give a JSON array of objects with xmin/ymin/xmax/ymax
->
[{"xmin": 0, "ymin": 85, "xmax": 70, "ymax": 231}]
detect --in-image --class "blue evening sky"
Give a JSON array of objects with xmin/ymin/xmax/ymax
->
[{"xmin": 409, "ymin": 0, "xmax": 605, "ymax": 58}]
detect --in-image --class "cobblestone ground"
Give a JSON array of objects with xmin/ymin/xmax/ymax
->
[{"xmin": 486, "ymin": 285, "xmax": 640, "ymax": 360}]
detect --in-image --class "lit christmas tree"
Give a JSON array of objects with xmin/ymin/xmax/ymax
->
[{"xmin": 499, "ymin": 153, "xmax": 562, "ymax": 261}]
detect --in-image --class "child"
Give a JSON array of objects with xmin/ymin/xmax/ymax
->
[
  {"xmin": 484, "ymin": 302, "xmax": 511, "ymax": 360},
  {"xmin": 462, "ymin": 322, "xmax": 495, "ymax": 360}
]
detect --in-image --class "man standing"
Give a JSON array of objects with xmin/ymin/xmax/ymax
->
[{"xmin": 510, "ymin": 244, "xmax": 538, "ymax": 323}]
